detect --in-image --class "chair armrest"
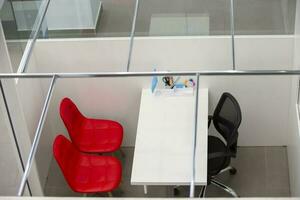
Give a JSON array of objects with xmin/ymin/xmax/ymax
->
[{"xmin": 208, "ymin": 115, "xmax": 213, "ymax": 128}]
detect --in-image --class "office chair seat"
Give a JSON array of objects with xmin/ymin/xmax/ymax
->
[
  {"xmin": 53, "ymin": 135, "xmax": 122, "ymax": 193},
  {"xmin": 208, "ymin": 135, "xmax": 230, "ymax": 177},
  {"xmin": 60, "ymin": 97, "xmax": 123, "ymax": 153}
]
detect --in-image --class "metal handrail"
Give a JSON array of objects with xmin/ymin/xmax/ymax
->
[{"xmin": 1, "ymin": 69, "xmax": 300, "ymax": 79}]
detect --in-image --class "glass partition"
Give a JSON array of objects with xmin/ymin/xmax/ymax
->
[
  {"xmin": 129, "ymin": 0, "xmax": 233, "ymax": 72},
  {"xmin": 0, "ymin": 0, "xmax": 44, "ymax": 72},
  {"xmin": 135, "ymin": 0, "xmax": 230, "ymax": 36},
  {"xmin": 234, "ymin": 0, "xmax": 296, "ymax": 35},
  {"xmin": 40, "ymin": 0, "xmax": 135, "ymax": 38}
]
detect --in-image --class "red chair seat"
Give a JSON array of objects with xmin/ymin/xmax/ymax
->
[
  {"xmin": 76, "ymin": 119, "xmax": 123, "ymax": 153},
  {"xmin": 53, "ymin": 135, "xmax": 122, "ymax": 193},
  {"xmin": 60, "ymin": 98, "xmax": 123, "ymax": 153}
]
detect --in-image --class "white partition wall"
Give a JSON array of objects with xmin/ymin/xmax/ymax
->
[{"xmin": 27, "ymin": 35, "xmax": 294, "ymax": 147}]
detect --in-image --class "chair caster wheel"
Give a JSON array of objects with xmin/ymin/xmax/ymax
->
[{"xmin": 229, "ymin": 168, "xmax": 237, "ymax": 175}]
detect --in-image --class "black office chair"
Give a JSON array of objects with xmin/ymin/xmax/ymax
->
[{"xmin": 200, "ymin": 92, "xmax": 242, "ymax": 197}]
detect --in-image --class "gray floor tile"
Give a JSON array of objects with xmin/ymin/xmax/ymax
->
[{"xmin": 265, "ymin": 147, "xmax": 290, "ymax": 194}]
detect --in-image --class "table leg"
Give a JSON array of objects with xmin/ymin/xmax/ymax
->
[{"xmin": 143, "ymin": 185, "xmax": 148, "ymax": 194}]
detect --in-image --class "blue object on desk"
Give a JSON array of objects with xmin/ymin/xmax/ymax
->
[{"xmin": 151, "ymin": 74, "xmax": 158, "ymax": 93}]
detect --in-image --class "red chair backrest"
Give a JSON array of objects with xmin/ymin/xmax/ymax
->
[
  {"xmin": 53, "ymin": 134, "xmax": 79, "ymax": 189},
  {"xmin": 60, "ymin": 98, "xmax": 85, "ymax": 141}
]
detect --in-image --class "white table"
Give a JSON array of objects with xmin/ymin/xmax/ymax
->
[{"xmin": 131, "ymin": 88, "xmax": 208, "ymax": 192}]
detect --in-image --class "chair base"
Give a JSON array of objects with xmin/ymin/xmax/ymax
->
[
  {"xmin": 200, "ymin": 166, "xmax": 238, "ymax": 198},
  {"xmin": 211, "ymin": 179, "xmax": 238, "ymax": 197},
  {"xmin": 199, "ymin": 179, "xmax": 238, "ymax": 198},
  {"xmin": 174, "ymin": 166, "xmax": 238, "ymax": 197}
]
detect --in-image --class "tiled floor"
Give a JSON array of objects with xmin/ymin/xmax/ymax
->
[{"xmin": 44, "ymin": 146, "xmax": 290, "ymax": 198}]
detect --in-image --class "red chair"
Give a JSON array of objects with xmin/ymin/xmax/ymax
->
[
  {"xmin": 53, "ymin": 135, "xmax": 122, "ymax": 194},
  {"xmin": 60, "ymin": 97, "xmax": 123, "ymax": 153}
]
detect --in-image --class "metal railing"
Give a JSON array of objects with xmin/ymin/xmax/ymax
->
[{"xmin": 1, "ymin": 69, "xmax": 300, "ymax": 79}]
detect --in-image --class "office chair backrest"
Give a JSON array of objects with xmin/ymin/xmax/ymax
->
[
  {"xmin": 213, "ymin": 92, "xmax": 242, "ymax": 154},
  {"xmin": 60, "ymin": 98, "xmax": 85, "ymax": 140}
]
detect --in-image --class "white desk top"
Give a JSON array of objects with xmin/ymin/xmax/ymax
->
[{"xmin": 131, "ymin": 88, "xmax": 208, "ymax": 185}]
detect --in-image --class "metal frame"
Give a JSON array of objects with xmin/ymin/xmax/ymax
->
[{"xmin": 1, "ymin": 69, "xmax": 300, "ymax": 79}]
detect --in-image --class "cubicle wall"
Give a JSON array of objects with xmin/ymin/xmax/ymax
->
[{"xmin": 28, "ymin": 36, "xmax": 294, "ymax": 147}]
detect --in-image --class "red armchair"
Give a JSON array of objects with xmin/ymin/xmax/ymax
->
[
  {"xmin": 53, "ymin": 135, "xmax": 122, "ymax": 194},
  {"xmin": 60, "ymin": 98, "xmax": 123, "ymax": 153}
]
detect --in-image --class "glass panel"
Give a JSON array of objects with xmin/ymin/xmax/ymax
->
[
  {"xmin": 135, "ymin": 0, "xmax": 230, "ymax": 36},
  {"xmin": 129, "ymin": 0, "xmax": 232, "ymax": 72},
  {"xmin": 0, "ymin": 0, "xmax": 44, "ymax": 72},
  {"xmin": 22, "ymin": 0, "xmax": 134, "ymax": 73},
  {"xmin": 234, "ymin": 0, "xmax": 295, "ymax": 70},
  {"xmin": 234, "ymin": 0, "xmax": 296, "ymax": 35},
  {"xmin": 43, "ymin": 0, "xmax": 135, "ymax": 38}
]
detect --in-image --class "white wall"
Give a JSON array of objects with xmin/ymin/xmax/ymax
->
[
  {"xmin": 287, "ymin": 0, "xmax": 300, "ymax": 197},
  {"xmin": 30, "ymin": 36, "xmax": 293, "ymax": 147},
  {"xmin": 31, "ymin": 36, "xmax": 293, "ymax": 72}
]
